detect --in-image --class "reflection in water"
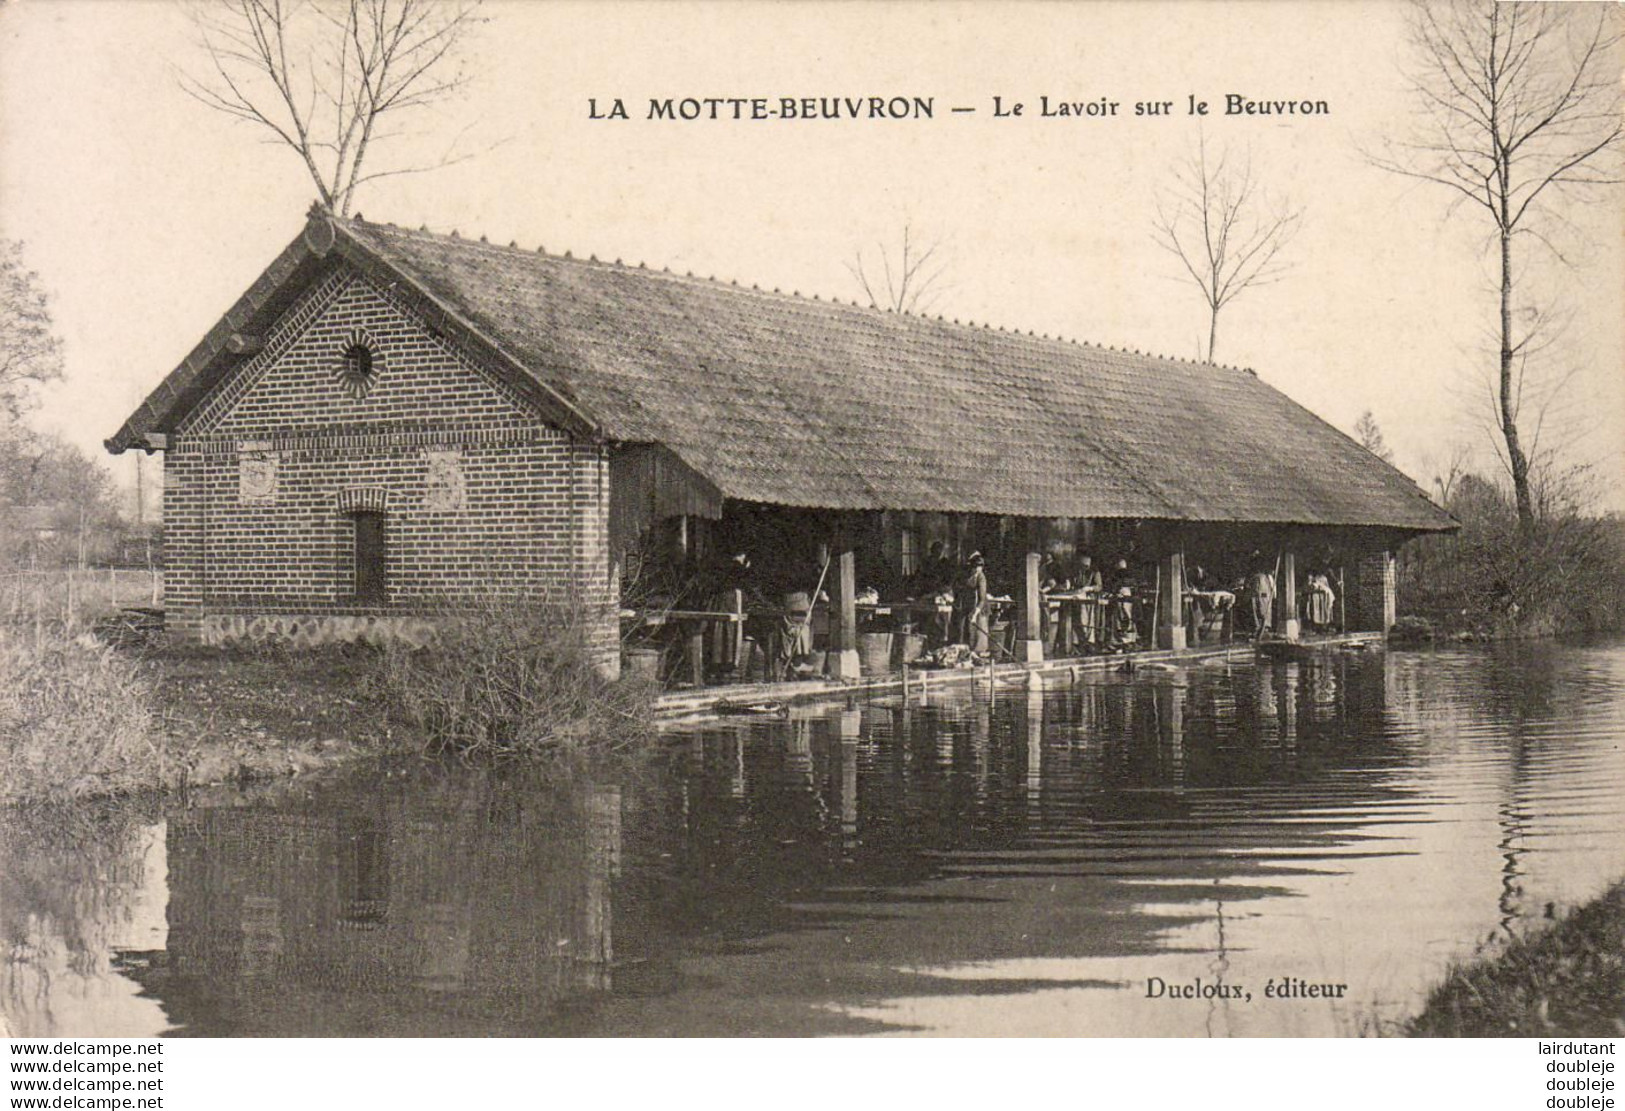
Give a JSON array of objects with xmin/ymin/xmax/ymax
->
[
  {"xmin": 4, "ymin": 642, "xmax": 1625, "ymax": 1037},
  {"xmin": 1, "ymin": 808, "xmax": 169, "ymax": 1037},
  {"xmin": 28, "ymin": 776, "xmax": 627, "ymax": 1037},
  {"xmin": 193, "ymin": 776, "xmax": 614, "ymax": 1034}
]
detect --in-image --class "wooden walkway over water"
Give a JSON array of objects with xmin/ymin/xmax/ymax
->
[{"xmin": 654, "ymin": 631, "xmax": 1386, "ymax": 722}]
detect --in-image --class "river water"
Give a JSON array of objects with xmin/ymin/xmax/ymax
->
[{"xmin": 4, "ymin": 640, "xmax": 1624, "ymax": 1038}]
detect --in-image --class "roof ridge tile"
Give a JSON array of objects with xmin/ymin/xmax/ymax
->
[{"xmin": 341, "ymin": 218, "xmax": 1239, "ymax": 367}]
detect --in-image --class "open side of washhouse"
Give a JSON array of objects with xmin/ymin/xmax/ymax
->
[
  {"xmin": 108, "ymin": 207, "xmax": 1455, "ymax": 681},
  {"xmin": 617, "ymin": 499, "xmax": 1411, "ymax": 688}
]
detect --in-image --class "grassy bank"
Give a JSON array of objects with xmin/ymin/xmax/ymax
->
[
  {"xmin": 151, "ymin": 641, "xmax": 406, "ymax": 787},
  {"xmin": 3, "ymin": 567, "xmax": 161, "ymax": 624},
  {"xmin": 1399, "ymin": 475, "xmax": 1625, "ymax": 639},
  {"xmin": 2, "ymin": 604, "xmax": 657, "ymax": 803},
  {"xmin": 0, "ymin": 623, "xmax": 161, "ymax": 802},
  {"xmin": 1405, "ymin": 881, "xmax": 1625, "ymax": 1037},
  {"xmin": 0, "ymin": 623, "xmax": 403, "ymax": 803}
]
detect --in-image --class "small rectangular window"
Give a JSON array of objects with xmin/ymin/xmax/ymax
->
[{"xmin": 353, "ymin": 511, "xmax": 387, "ymax": 603}]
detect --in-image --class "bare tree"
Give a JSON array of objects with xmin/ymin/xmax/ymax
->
[
  {"xmin": 845, "ymin": 223, "xmax": 951, "ymax": 314},
  {"xmin": 1372, "ymin": 0, "xmax": 1624, "ymax": 531},
  {"xmin": 1152, "ymin": 136, "xmax": 1303, "ymax": 362},
  {"xmin": 0, "ymin": 240, "xmax": 64, "ymax": 424},
  {"xmin": 1354, "ymin": 409, "xmax": 1396, "ymax": 464},
  {"xmin": 1425, "ymin": 440, "xmax": 1475, "ymax": 505},
  {"xmin": 181, "ymin": 0, "xmax": 484, "ymax": 216}
]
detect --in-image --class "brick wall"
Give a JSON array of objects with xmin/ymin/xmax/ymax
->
[
  {"xmin": 162, "ymin": 266, "xmax": 615, "ymax": 667},
  {"xmin": 1349, "ymin": 550, "xmax": 1396, "ymax": 634}
]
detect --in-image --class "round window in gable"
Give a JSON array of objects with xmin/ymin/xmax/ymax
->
[{"xmin": 334, "ymin": 330, "xmax": 380, "ymax": 399}]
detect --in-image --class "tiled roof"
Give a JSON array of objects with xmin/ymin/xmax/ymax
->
[{"xmin": 111, "ymin": 212, "xmax": 1455, "ymax": 531}]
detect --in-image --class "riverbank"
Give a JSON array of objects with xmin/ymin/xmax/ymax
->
[
  {"xmin": 151, "ymin": 643, "xmax": 411, "ymax": 788},
  {"xmin": 3, "ymin": 617, "xmax": 657, "ymax": 803},
  {"xmin": 1406, "ymin": 881, "xmax": 1625, "ymax": 1037},
  {"xmin": 0, "ymin": 624, "xmax": 411, "ymax": 804}
]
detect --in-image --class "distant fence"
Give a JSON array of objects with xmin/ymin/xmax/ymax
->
[{"xmin": 3, "ymin": 568, "xmax": 162, "ymax": 624}]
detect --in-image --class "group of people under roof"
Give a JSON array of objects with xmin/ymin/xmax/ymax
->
[
  {"xmin": 1031, "ymin": 548, "xmax": 1146, "ymax": 655},
  {"xmin": 677, "ymin": 538, "xmax": 1342, "ymax": 684},
  {"xmin": 1226, "ymin": 550, "xmax": 1341, "ymax": 640}
]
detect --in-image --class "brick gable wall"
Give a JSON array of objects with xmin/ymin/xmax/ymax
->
[{"xmin": 162, "ymin": 266, "xmax": 616, "ymax": 669}]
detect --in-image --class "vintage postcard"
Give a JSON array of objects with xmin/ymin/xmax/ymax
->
[{"xmin": 2, "ymin": 0, "xmax": 1622, "ymax": 1079}]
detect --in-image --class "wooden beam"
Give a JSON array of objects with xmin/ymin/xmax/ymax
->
[
  {"xmin": 728, "ymin": 588, "xmax": 746, "ymax": 673},
  {"xmin": 685, "ymin": 620, "xmax": 705, "ymax": 687},
  {"xmin": 1281, "ymin": 549, "xmax": 1300, "ymax": 641},
  {"xmin": 1380, "ymin": 550, "xmax": 1397, "ymax": 634},
  {"xmin": 1017, "ymin": 549, "xmax": 1044, "ymax": 662},
  {"xmin": 826, "ymin": 538, "xmax": 861, "ymax": 679},
  {"xmin": 1157, "ymin": 550, "xmax": 1187, "ymax": 650}
]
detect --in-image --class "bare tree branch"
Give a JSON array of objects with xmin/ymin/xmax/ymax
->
[
  {"xmin": 180, "ymin": 0, "xmax": 484, "ymax": 216},
  {"xmin": 845, "ymin": 222, "xmax": 953, "ymax": 315},
  {"xmin": 1371, "ymin": 0, "xmax": 1624, "ymax": 531},
  {"xmin": 1151, "ymin": 135, "xmax": 1303, "ymax": 361}
]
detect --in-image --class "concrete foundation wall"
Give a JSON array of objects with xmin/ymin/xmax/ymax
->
[{"xmin": 200, "ymin": 612, "xmax": 440, "ymax": 649}]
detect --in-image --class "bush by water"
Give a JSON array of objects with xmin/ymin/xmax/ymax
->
[
  {"xmin": 1406, "ymin": 881, "xmax": 1625, "ymax": 1037},
  {"xmin": 0, "ymin": 621, "xmax": 162, "ymax": 802},
  {"xmin": 374, "ymin": 601, "xmax": 656, "ymax": 760},
  {"xmin": 1400, "ymin": 474, "xmax": 1625, "ymax": 637}
]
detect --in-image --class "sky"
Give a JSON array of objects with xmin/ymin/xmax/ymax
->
[{"xmin": 1, "ymin": 0, "xmax": 1621, "ymax": 511}]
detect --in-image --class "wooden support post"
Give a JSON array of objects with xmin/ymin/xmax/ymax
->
[
  {"xmin": 1281, "ymin": 549, "xmax": 1301, "ymax": 641},
  {"xmin": 686, "ymin": 622, "xmax": 705, "ymax": 688},
  {"xmin": 1017, "ymin": 550, "xmax": 1044, "ymax": 663},
  {"xmin": 827, "ymin": 543, "xmax": 861, "ymax": 680},
  {"xmin": 1380, "ymin": 550, "xmax": 1397, "ymax": 634},
  {"xmin": 1157, "ymin": 550, "xmax": 1187, "ymax": 651},
  {"xmin": 728, "ymin": 588, "xmax": 745, "ymax": 673}
]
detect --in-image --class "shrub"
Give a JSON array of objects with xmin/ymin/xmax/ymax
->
[
  {"xmin": 0, "ymin": 622, "xmax": 164, "ymax": 802},
  {"xmin": 1388, "ymin": 615, "xmax": 1436, "ymax": 644},
  {"xmin": 1399, "ymin": 473, "xmax": 1625, "ymax": 636},
  {"xmin": 373, "ymin": 598, "xmax": 656, "ymax": 761}
]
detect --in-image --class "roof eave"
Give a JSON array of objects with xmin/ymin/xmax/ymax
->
[{"xmin": 105, "ymin": 230, "xmax": 321, "ymax": 455}]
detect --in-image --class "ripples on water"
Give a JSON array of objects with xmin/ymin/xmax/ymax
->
[{"xmin": 4, "ymin": 641, "xmax": 1624, "ymax": 1037}]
